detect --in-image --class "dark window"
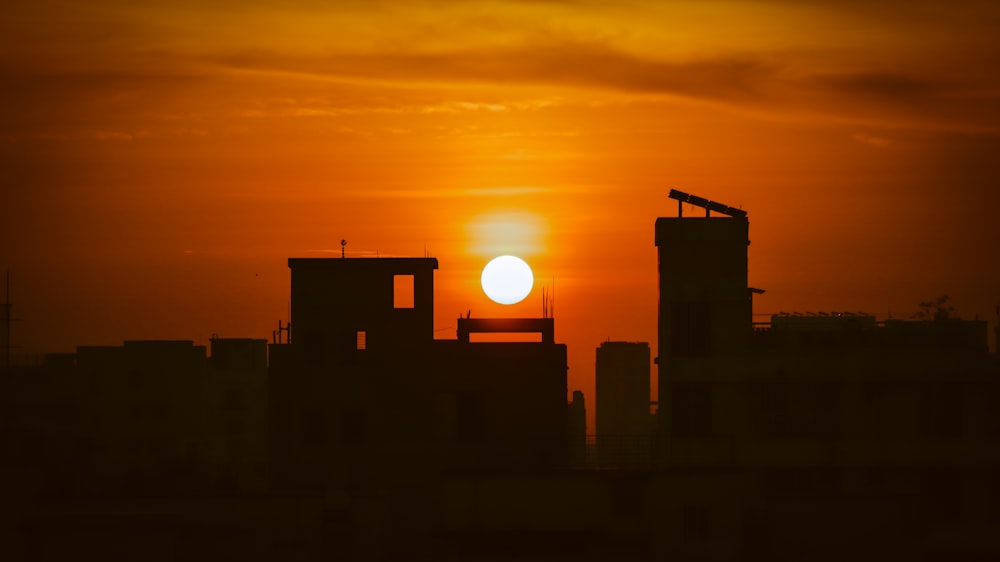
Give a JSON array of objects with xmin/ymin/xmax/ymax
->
[{"xmin": 670, "ymin": 302, "xmax": 712, "ymax": 357}]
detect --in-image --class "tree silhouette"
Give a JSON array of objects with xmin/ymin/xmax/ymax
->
[{"xmin": 914, "ymin": 294, "xmax": 958, "ymax": 321}]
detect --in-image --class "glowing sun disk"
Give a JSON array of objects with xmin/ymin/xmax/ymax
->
[{"xmin": 481, "ymin": 255, "xmax": 534, "ymax": 305}]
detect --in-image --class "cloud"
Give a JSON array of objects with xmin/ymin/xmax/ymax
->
[
  {"xmin": 210, "ymin": 40, "xmax": 1000, "ymax": 134},
  {"xmin": 214, "ymin": 42, "xmax": 779, "ymax": 103},
  {"xmin": 5, "ymin": 0, "xmax": 1000, "ymax": 140},
  {"xmin": 792, "ymin": 67, "xmax": 1000, "ymax": 133},
  {"xmin": 852, "ymin": 133, "xmax": 891, "ymax": 148},
  {"xmin": 234, "ymin": 96, "xmax": 569, "ymax": 119},
  {"xmin": 0, "ymin": 69, "xmax": 211, "ymax": 138},
  {"xmin": 338, "ymin": 186, "xmax": 567, "ymax": 200},
  {"xmin": 812, "ymin": 70, "xmax": 940, "ymax": 101}
]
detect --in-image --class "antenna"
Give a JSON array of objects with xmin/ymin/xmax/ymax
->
[
  {"xmin": 340, "ymin": 239, "xmax": 347, "ymax": 259},
  {"xmin": 276, "ymin": 319, "xmax": 291, "ymax": 344},
  {"xmin": 551, "ymin": 276, "xmax": 555, "ymax": 319}
]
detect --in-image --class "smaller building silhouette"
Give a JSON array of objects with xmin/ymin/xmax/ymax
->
[
  {"xmin": 3, "ymin": 338, "xmax": 267, "ymax": 499},
  {"xmin": 567, "ymin": 390, "xmax": 587, "ymax": 466},
  {"xmin": 595, "ymin": 341, "xmax": 651, "ymax": 466}
]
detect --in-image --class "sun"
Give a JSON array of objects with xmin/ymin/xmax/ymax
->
[{"xmin": 481, "ymin": 255, "xmax": 534, "ymax": 305}]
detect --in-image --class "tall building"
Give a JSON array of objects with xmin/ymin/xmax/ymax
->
[{"xmin": 655, "ymin": 190, "xmax": 750, "ymax": 441}]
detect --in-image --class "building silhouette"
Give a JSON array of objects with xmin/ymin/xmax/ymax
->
[
  {"xmin": 269, "ymin": 257, "xmax": 570, "ymax": 496},
  {"xmin": 567, "ymin": 389, "xmax": 586, "ymax": 466},
  {"xmin": 595, "ymin": 341, "xmax": 651, "ymax": 466},
  {"xmin": 3, "ymin": 337, "xmax": 267, "ymax": 500},
  {"xmin": 652, "ymin": 190, "xmax": 1000, "ymax": 560}
]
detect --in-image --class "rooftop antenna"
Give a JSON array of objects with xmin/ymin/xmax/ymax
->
[
  {"xmin": 551, "ymin": 276, "xmax": 555, "ymax": 319},
  {"xmin": 275, "ymin": 319, "xmax": 291, "ymax": 344},
  {"xmin": 340, "ymin": 239, "xmax": 347, "ymax": 259}
]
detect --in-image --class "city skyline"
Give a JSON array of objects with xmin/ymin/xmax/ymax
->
[
  {"xmin": 4, "ymin": 0, "xmax": 1000, "ymax": 421},
  {"xmin": 3, "ymin": 185, "xmax": 996, "ymax": 560}
]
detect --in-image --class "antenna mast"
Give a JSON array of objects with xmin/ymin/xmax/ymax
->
[{"xmin": 551, "ymin": 276, "xmax": 555, "ymax": 319}]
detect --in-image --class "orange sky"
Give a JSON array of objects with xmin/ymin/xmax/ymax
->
[{"xmin": 3, "ymin": 1, "xmax": 1000, "ymax": 422}]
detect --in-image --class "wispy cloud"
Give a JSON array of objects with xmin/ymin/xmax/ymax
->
[
  {"xmin": 338, "ymin": 186, "xmax": 573, "ymax": 200},
  {"xmin": 215, "ymin": 43, "xmax": 779, "ymax": 103},
  {"xmin": 234, "ymin": 96, "xmax": 570, "ymax": 119},
  {"xmin": 852, "ymin": 132, "xmax": 892, "ymax": 148},
  {"xmin": 4, "ymin": 0, "xmax": 1000, "ymax": 140},
  {"xmin": 210, "ymin": 41, "xmax": 1000, "ymax": 133}
]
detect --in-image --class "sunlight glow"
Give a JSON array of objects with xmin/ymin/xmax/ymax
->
[{"xmin": 467, "ymin": 211, "xmax": 546, "ymax": 258}]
